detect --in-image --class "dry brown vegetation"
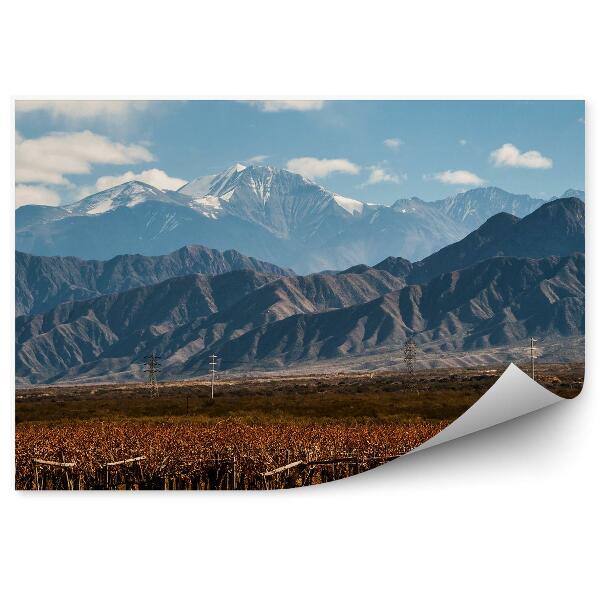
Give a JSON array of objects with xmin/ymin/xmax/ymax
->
[
  {"xmin": 16, "ymin": 421, "xmax": 448, "ymax": 490},
  {"xmin": 15, "ymin": 363, "xmax": 583, "ymax": 490}
]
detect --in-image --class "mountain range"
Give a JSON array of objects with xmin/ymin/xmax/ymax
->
[
  {"xmin": 15, "ymin": 245, "xmax": 292, "ymax": 317},
  {"xmin": 200, "ymin": 253, "xmax": 584, "ymax": 372},
  {"xmin": 15, "ymin": 197, "xmax": 585, "ymax": 384},
  {"xmin": 16, "ymin": 164, "xmax": 581, "ymax": 273},
  {"xmin": 407, "ymin": 197, "xmax": 585, "ymax": 284},
  {"xmin": 16, "ymin": 267, "xmax": 407, "ymax": 383},
  {"xmin": 431, "ymin": 187, "xmax": 547, "ymax": 229}
]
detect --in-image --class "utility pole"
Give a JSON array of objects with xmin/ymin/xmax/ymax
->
[
  {"xmin": 529, "ymin": 337, "xmax": 538, "ymax": 381},
  {"xmin": 403, "ymin": 337, "xmax": 417, "ymax": 390},
  {"xmin": 209, "ymin": 354, "xmax": 218, "ymax": 403},
  {"xmin": 143, "ymin": 352, "xmax": 161, "ymax": 398}
]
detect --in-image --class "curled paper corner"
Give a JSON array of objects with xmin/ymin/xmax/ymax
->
[{"xmin": 411, "ymin": 363, "xmax": 567, "ymax": 454}]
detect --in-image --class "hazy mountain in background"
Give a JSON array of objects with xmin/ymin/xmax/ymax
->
[
  {"xmin": 16, "ymin": 245, "xmax": 293, "ymax": 316},
  {"xmin": 15, "ymin": 165, "xmax": 475, "ymax": 271},
  {"xmin": 551, "ymin": 189, "xmax": 585, "ymax": 202},
  {"xmin": 15, "ymin": 167, "xmax": 583, "ymax": 273},
  {"xmin": 312, "ymin": 196, "xmax": 468, "ymax": 271},
  {"xmin": 432, "ymin": 187, "xmax": 547, "ymax": 229}
]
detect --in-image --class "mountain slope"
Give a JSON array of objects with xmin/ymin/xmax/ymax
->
[
  {"xmin": 16, "ymin": 267, "xmax": 407, "ymax": 383},
  {"xmin": 16, "ymin": 250, "xmax": 584, "ymax": 383},
  {"xmin": 16, "ymin": 245, "xmax": 293, "ymax": 317},
  {"xmin": 405, "ymin": 197, "xmax": 584, "ymax": 284},
  {"xmin": 551, "ymin": 188, "xmax": 585, "ymax": 202},
  {"xmin": 194, "ymin": 253, "xmax": 584, "ymax": 370},
  {"xmin": 16, "ymin": 270, "xmax": 280, "ymax": 383}
]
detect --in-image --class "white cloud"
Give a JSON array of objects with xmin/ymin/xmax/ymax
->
[
  {"xmin": 16, "ymin": 130, "xmax": 155, "ymax": 185},
  {"xmin": 363, "ymin": 166, "xmax": 404, "ymax": 186},
  {"xmin": 459, "ymin": 139, "xmax": 468, "ymax": 146},
  {"xmin": 383, "ymin": 138, "xmax": 403, "ymax": 149},
  {"xmin": 285, "ymin": 157, "xmax": 360, "ymax": 180},
  {"xmin": 94, "ymin": 169, "xmax": 187, "ymax": 192},
  {"xmin": 490, "ymin": 143, "xmax": 553, "ymax": 169},
  {"xmin": 16, "ymin": 100, "xmax": 150, "ymax": 121},
  {"xmin": 244, "ymin": 100, "xmax": 326, "ymax": 112},
  {"xmin": 246, "ymin": 154, "xmax": 270, "ymax": 164},
  {"xmin": 15, "ymin": 184, "xmax": 61, "ymax": 208},
  {"xmin": 432, "ymin": 170, "xmax": 485, "ymax": 186}
]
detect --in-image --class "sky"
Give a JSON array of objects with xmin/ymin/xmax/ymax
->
[{"xmin": 15, "ymin": 100, "xmax": 585, "ymax": 208}]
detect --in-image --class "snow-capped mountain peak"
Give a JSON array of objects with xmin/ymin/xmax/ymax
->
[
  {"xmin": 65, "ymin": 181, "xmax": 169, "ymax": 215},
  {"xmin": 178, "ymin": 164, "xmax": 368, "ymax": 235},
  {"xmin": 57, "ymin": 164, "xmax": 368, "ymax": 229},
  {"xmin": 207, "ymin": 163, "xmax": 247, "ymax": 196},
  {"xmin": 16, "ymin": 163, "xmax": 582, "ymax": 273},
  {"xmin": 178, "ymin": 163, "xmax": 247, "ymax": 199}
]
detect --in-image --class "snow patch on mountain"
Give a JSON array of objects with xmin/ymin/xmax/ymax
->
[
  {"xmin": 177, "ymin": 175, "xmax": 214, "ymax": 198},
  {"xmin": 193, "ymin": 195, "xmax": 222, "ymax": 209},
  {"xmin": 220, "ymin": 190, "xmax": 235, "ymax": 202},
  {"xmin": 190, "ymin": 195, "xmax": 223, "ymax": 218},
  {"xmin": 67, "ymin": 181, "xmax": 165, "ymax": 215},
  {"xmin": 86, "ymin": 197, "xmax": 115, "ymax": 215},
  {"xmin": 333, "ymin": 194, "xmax": 364, "ymax": 215}
]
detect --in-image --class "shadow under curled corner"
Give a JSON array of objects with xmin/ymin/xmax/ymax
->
[
  {"xmin": 319, "ymin": 362, "xmax": 581, "ymax": 491},
  {"xmin": 410, "ymin": 362, "xmax": 568, "ymax": 453}
]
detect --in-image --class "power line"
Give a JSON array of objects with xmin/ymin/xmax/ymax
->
[
  {"xmin": 186, "ymin": 333, "xmax": 562, "ymax": 376},
  {"xmin": 528, "ymin": 337, "xmax": 540, "ymax": 381},
  {"xmin": 209, "ymin": 354, "xmax": 218, "ymax": 403},
  {"xmin": 143, "ymin": 352, "xmax": 161, "ymax": 398}
]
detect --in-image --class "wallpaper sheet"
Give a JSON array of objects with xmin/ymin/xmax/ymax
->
[{"xmin": 14, "ymin": 99, "xmax": 584, "ymax": 490}]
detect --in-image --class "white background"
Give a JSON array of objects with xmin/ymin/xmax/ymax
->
[{"xmin": 1, "ymin": 1, "xmax": 597, "ymax": 598}]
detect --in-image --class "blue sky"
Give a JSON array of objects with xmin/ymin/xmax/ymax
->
[{"xmin": 15, "ymin": 100, "xmax": 585, "ymax": 207}]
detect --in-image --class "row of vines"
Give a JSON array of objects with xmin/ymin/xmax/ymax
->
[{"xmin": 16, "ymin": 421, "xmax": 446, "ymax": 490}]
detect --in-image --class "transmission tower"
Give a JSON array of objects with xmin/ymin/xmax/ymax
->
[
  {"xmin": 529, "ymin": 337, "xmax": 539, "ymax": 381},
  {"xmin": 209, "ymin": 354, "xmax": 218, "ymax": 403},
  {"xmin": 143, "ymin": 352, "xmax": 161, "ymax": 398},
  {"xmin": 403, "ymin": 337, "xmax": 417, "ymax": 389}
]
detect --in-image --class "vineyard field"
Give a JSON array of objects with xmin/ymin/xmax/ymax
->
[
  {"xmin": 16, "ymin": 421, "xmax": 447, "ymax": 490},
  {"xmin": 15, "ymin": 364, "xmax": 583, "ymax": 490}
]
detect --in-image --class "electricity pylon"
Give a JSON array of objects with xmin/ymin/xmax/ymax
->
[
  {"xmin": 403, "ymin": 337, "xmax": 417, "ymax": 390},
  {"xmin": 209, "ymin": 354, "xmax": 218, "ymax": 403},
  {"xmin": 529, "ymin": 337, "xmax": 539, "ymax": 381},
  {"xmin": 143, "ymin": 352, "xmax": 161, "ymax": 398}
]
